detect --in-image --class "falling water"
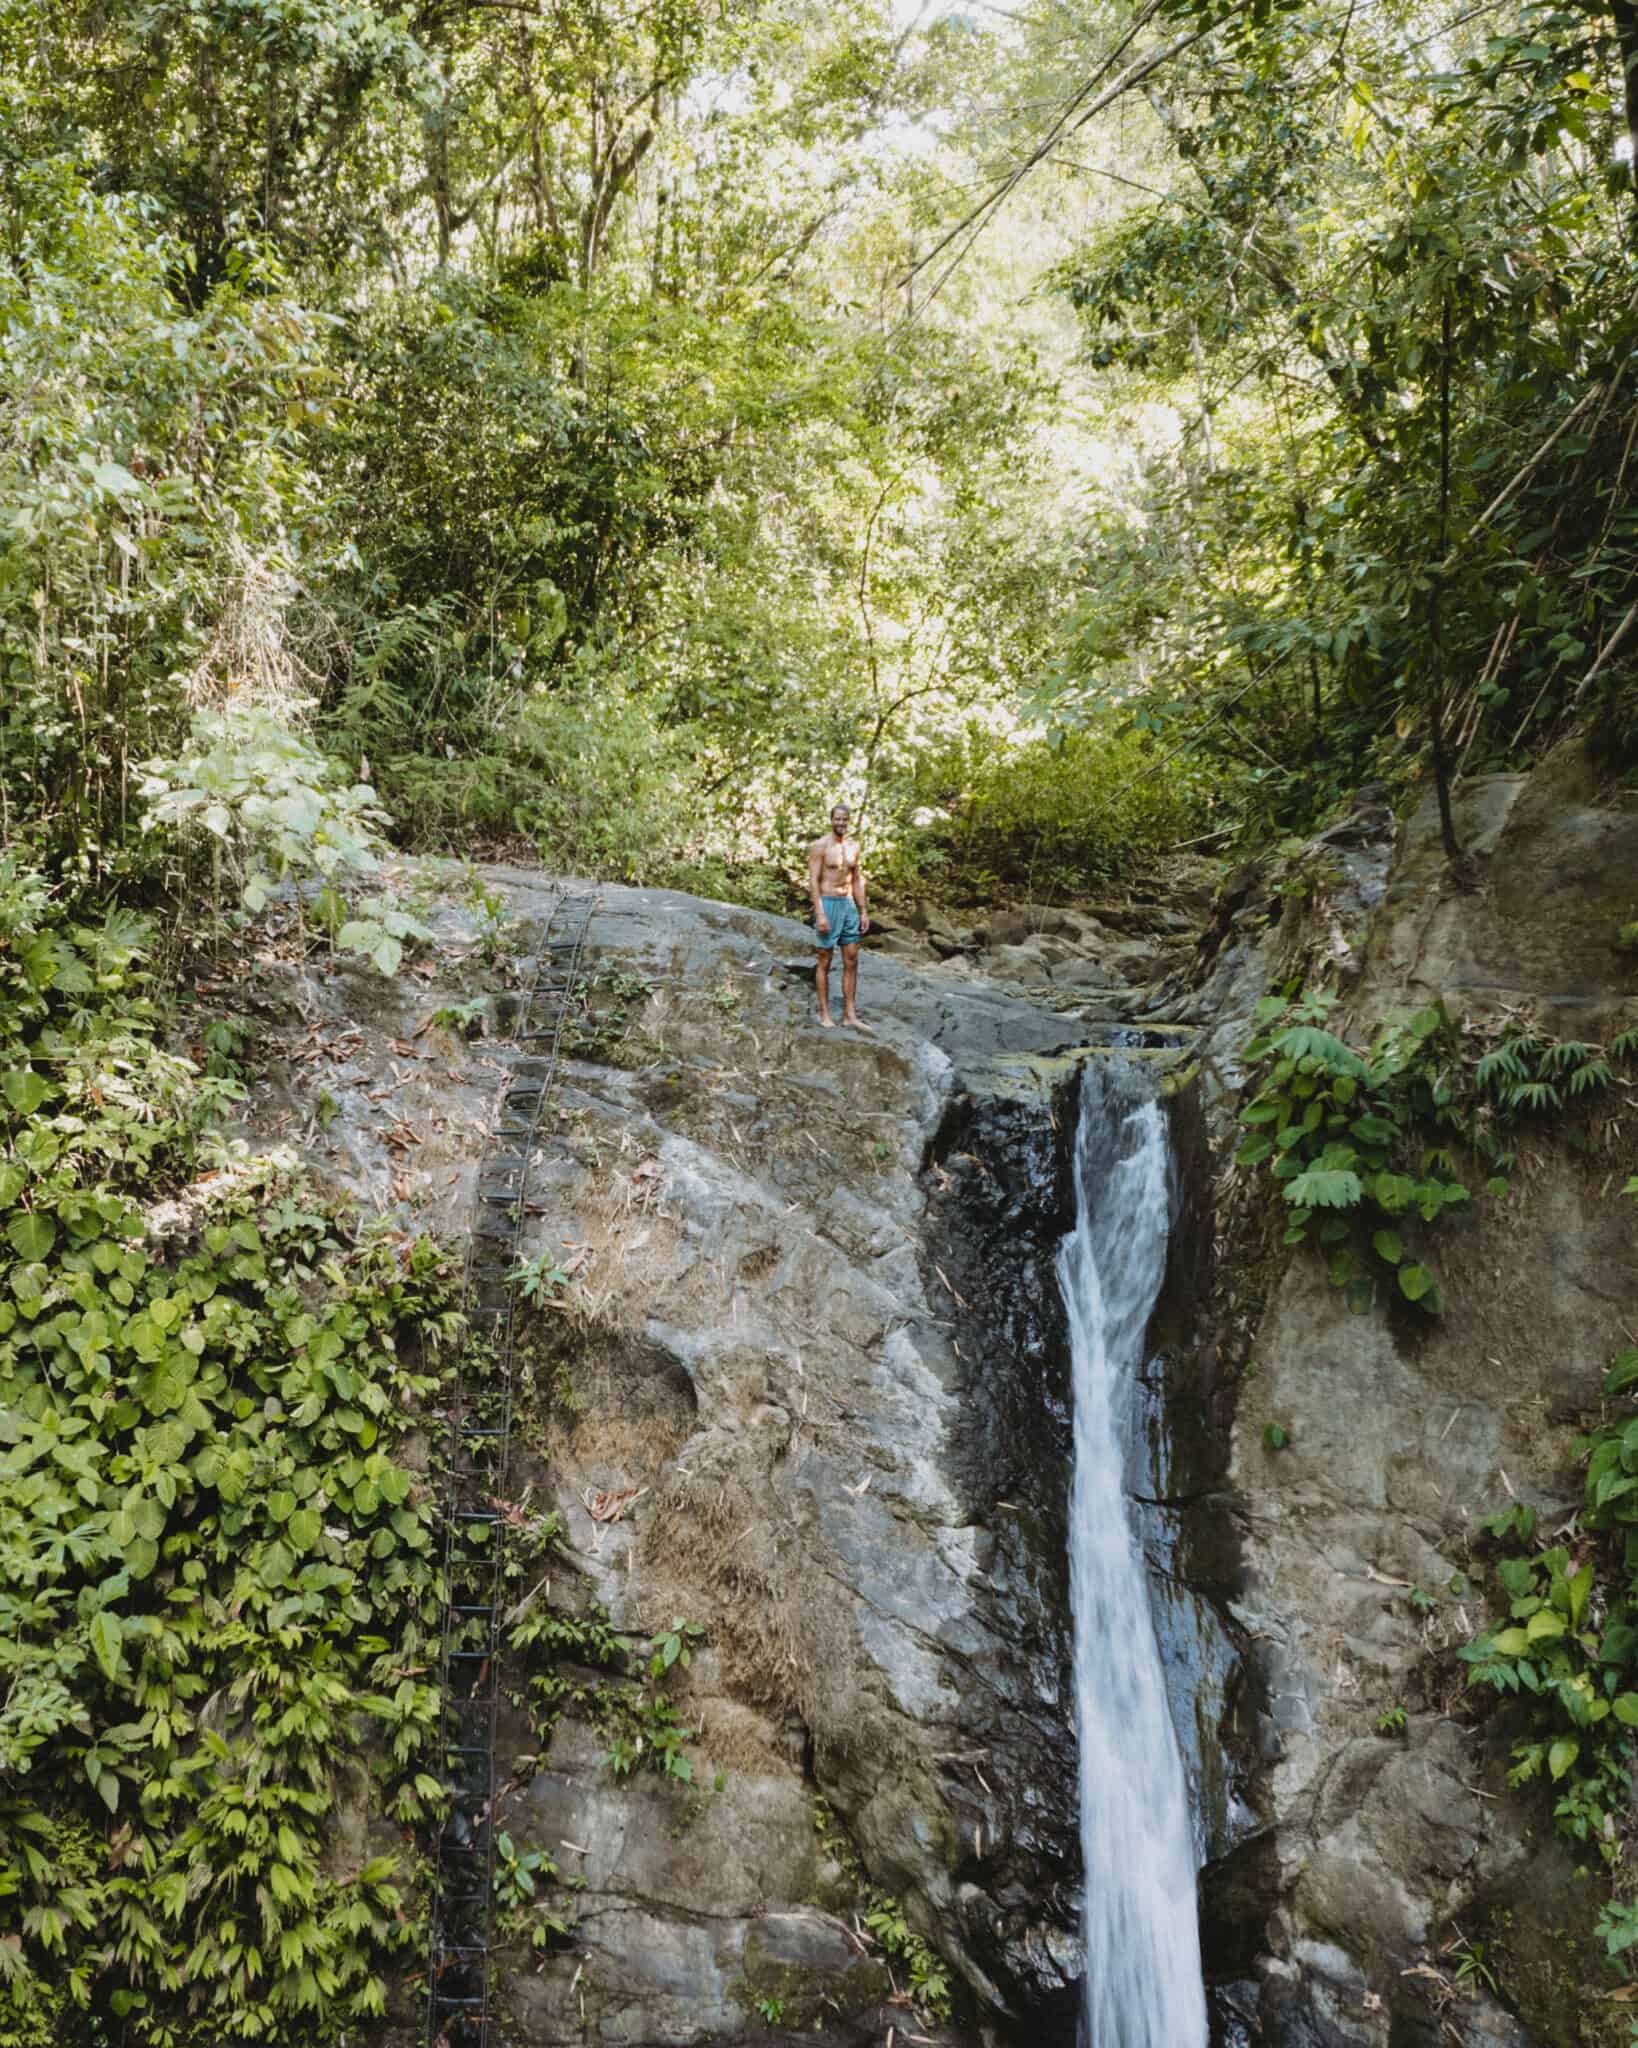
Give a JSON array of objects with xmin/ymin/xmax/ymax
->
[{"xmin": 1058, "ymin": 1069, "xmax": 1208, "ymax": 2048}]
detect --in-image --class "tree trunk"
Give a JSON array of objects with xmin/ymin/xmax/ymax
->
[
  {"xmin": 1608, "ymin": 0, "xmax": 1638, "ymax": 232},
  {"xmin": 1431, "ymin": 295, "xmax": 1463, "ymax": 861}
]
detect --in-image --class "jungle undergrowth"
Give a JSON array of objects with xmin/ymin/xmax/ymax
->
[
  {"xmin": 505, "ymin": 1548, "xmax": 712, "ymax": 1792},
  {"xmin": 1453, "ymin": 1178, "xmax": 1638, "ymax": 2024},
  {"xmin": 0, "ymin": 872, "xmax": 465, "ymax": 2045},
  {"xmin": 1239, "ymin": 988, "xmax": 1638, "ymax": 1317}
]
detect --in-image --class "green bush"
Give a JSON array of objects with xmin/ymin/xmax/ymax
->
[
  {"xmin": 1236, "ymin": 990, "xmax": 1471, "ymax": 1314},
  {"xmin": 513, "ymin": 678, "xmax": 701, "ymax": 879},
  {"xmin": 0, "ymin": 873, "xmax": 463, "ymax": 2042},
  {"xmin": 380, "ymin": 674, "xmax": 702, "ymax": 880},
  {"xmin": 895, "ymin": 725, "xmax": 1208, "ymax": 896},
  {"xmin": 0, "ymin": 161, "xmax": 331, "ymax": 871}
]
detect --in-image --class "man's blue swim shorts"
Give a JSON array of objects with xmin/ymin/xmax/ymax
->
[{"xmin": 815, "ymin": 895, "xmax": 862, "ymax": 949}]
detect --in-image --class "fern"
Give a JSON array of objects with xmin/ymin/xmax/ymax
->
[
  {"xmin": 1542, "ymin": 1039, "xmax": 1594, "ymax": 1073},
  {"xmin": 1238, "ymin": 991, "xmax": 1463, "ymax": 1315},
  {"xmin": 1284, "ymin": 1166, "xmax": 1364, "ymax": 1208},
  {"xmin": 1474, "ymin": 1045, "xmax": 1523, "ymax": 1090},
  {"xmin": 1268, "ymin": 1024, "xmax": 1371, "ymax": 1078},
  {"xmin": 1509, "ymin": 1078, "xmax": 1562, "ymax": 1112}
]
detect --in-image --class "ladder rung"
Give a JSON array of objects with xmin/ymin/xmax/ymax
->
[{"xmin": 428, "ymin": 904, "xmax": 592, "ymax": 2048}]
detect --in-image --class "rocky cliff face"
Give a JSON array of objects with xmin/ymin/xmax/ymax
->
[
  {"xmin": 239, "ymin": 876, "xmax": 1198, "ymax": 2046},
  {"xmin": 1183, "ymin": 756, "xmax": 1638, "ymax": 2048},
  {"xmin": 231, "ymin": 753, "xmax": 1636, "ymax": 2047}
]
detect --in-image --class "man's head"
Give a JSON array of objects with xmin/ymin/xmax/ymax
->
[{"xmin": 830, "ymin": 804, "xmax": 851, "ymax": 837}]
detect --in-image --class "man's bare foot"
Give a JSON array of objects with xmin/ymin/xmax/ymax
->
[
  {"xmin": 819, "ymin": 1014, "xmax": 837, "ymax": 1029},
  {"xmin": 842, "ymin": 1013, "xmax": 872, "ymax": 1032}
]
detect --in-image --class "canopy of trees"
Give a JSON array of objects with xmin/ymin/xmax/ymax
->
[{"xmin": 6, "ymin": 0, "xmax": 1636, "ymax": 901}]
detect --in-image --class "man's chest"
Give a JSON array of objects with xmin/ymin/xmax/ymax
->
[{"xmin": 821, "ymin": 839, "xmax": 858, "ymax": 883}]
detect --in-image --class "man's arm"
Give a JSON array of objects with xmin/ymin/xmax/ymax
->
[
  {"xmin": 808, "ymin": 841, "xmax": 829, "ymax": 934},
  {"xmin": 851, "ymin": 846, "xmax": 869, "ymax": 932}
]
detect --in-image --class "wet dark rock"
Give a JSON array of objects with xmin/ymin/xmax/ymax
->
[{"xmin": 241, "ymin": 875, "xmax": 1181, "ymax": 2046}]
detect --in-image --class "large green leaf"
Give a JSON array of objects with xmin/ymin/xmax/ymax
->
[
  {"xmin": 1, "ymin": 1070, "xmax": 49, "ymax": 1116},
  {"xmin": 139, "ymin": 1360, "xmax": 193, "ymax": 1414},
  {"xmin": 1269, "ymin": 1026, "xmax": 1370, "ymax": 1078},
  {"xmin": 1283, "ymin": 1167, "xmax": 1362, "ymax": 1210},
  {"xmin": 1605, "ymin": 1349, "xmax": 1638, "ymax": 1395},
  {"xmin": 1567, "ymin": 1563, "xmax": 1593, "ymax": 1630},
  {"xmin": 259, "ymin": 1541, "xmax": 295, "ymax": 1589},
  {"xmin": 1398, "ymin": 1263, "xmax": 1436, "ymax": 1303},
  {"xmin": 92, "ymin": 461, "xmax": 143, "ymax": 497},
  {"xmin": 7, "ymin": 1211, "xmax": 56, "ymax": 1261},
  {"xmin": 90, "ymin": 1611, "xmax": 125, "ymax": 1684}
]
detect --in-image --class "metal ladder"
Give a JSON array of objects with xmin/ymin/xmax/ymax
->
[{"xmin": 424, "ymin": 890, "xmax": 596, "ymax": 2048}]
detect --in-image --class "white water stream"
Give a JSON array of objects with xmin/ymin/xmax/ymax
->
[{"xmin": 1058, "ymin": 1073, "xmax": 1208, "ymax": 2048}]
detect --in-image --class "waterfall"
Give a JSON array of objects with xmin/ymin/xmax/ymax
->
[{"xmin": 1058, "ymin": 1069, "xmax": 1208, "ymax": 2048}]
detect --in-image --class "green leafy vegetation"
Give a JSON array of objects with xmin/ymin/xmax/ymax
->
[
  {"xmin": 1462, "ymin": 1172, "xmax": 1638, "ymax": 2001},
  {"xmin": 513, "ymin": 1252, "xmax": 573, "ymax": 1310},
  {"xmin": 492, "ymin": 1829, "xmax": 578, "ymax": 1952},
  {"xmin": 1460, "ymin": 1512, "xmax": 1633, "ymax": 1865},
  {"xmin": 1, "ymin": 0, "xmax": 1242, "ymax": 911},
  {"xmin": 1036, "ymin": 0, "xmax": 1638, "ymax": 845},
  {"xmin": 1238, "ymin": 989, "xmax": 1469, "ymax": 1314},
  {"xmin": 0, "ymin": 884, "xmax": 463, "ymax": 2042},
  {"xmin": 5, "ymin": 0, "xmax": 1638, "ymax": 2026},
  {"xmin": 5, "ymin": 0, "xmax": 1636, "ymax": 900},
  {"xmin": 429, "ymin": 996, "xmax": 488, "ymax": 1040},
  {"xmin": 505, "ymin": 1549, "xmax": 710, "ymax": 1791},
  {"xmin": 1476, "ymin": 1028, "xmax": 1638, "ymax": 1119},
  {"xmin": 811, "ymin": 1798, "xmax": 953, "ymax": 2023},
  {"xmin": 1239, "ymin": 992, "xmax": 1638, "ymax": 1315}
]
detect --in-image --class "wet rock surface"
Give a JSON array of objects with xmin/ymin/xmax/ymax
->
[
  {"xmin": 234, "ymin": 875, "xmax": 1212, "ymax": 2046},
  {"xmin": 875, "ymin": 859, "xmax": 1220, "ymax": 1012},
  {"xmin": 224, "ymin": 752, "xmax": 1638, "ymax": 2048}
]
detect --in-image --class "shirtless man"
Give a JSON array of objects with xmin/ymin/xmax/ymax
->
[{"xmin": 807, "ymin": 803, "xmax": 870, "ymax": 1029}]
